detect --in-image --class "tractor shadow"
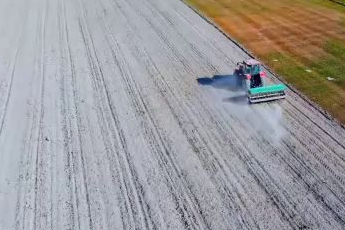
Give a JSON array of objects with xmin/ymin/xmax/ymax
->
[
  {"xmin": 197, "ymin": 74, "xmax": 241, "ymax": 91},
  {"xmin": 197, "ymin": 74, "xmax": 248, "ymax": 104}
]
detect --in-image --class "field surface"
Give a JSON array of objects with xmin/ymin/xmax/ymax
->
[
  {"xmin": 0, "ymin": 0, "xmax": 345, "ymax": 229},
  {"xmin": 187, "ymin": 0, "xmax": 345, "ymax": 123}
]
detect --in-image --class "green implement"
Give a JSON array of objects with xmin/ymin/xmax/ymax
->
[
  {"xmin": 248, "ymin": 84, "xmax": 286, "ymax": 103},
  {"xmin": 249, "ymin": 84, "xmax": 286, "ymax": 95}
]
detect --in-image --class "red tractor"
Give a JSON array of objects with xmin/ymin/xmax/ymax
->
[{"xmin": 235, "ymin": 59, "xmax": 286, "ymax": 103}]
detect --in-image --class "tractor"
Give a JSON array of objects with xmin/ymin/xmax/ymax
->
[{"xmin": 235, "ymin": 59, "xmax": 286, "ymax": 103}]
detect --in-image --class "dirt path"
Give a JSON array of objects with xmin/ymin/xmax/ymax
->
[{"xmin": 0, "ymin": 0, "xmax": 345, "ymax": 229}]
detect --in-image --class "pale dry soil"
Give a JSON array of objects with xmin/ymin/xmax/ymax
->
[{"xmin": 0, "ymin": 0, "xmax": 345, "ymax": 229}]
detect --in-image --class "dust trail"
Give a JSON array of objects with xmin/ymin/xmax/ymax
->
[
  {"xmin": 198, "ymin": 74, "xmax": 286, "ymax": 143},
  {"xmin": 253, "ymin": 104, "xmax": 286, "ymax": 144}
]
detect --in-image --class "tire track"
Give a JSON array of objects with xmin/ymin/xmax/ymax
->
[
  {"xmin": 33, "ymin": 0, "xmax": 48, "ymax": 228},
  {"xmin": 285, "ymin": 100, "xmax": 345, "ymax": 150},
  {"xmin": 12, "ymin": 1, "xmax": 41, "ymax": 229},
  {"xmin": 0, "ymin": 5, "xmax": 29, "ymax": 137},
  {"xmin": 59, "ymin": 0, "xmax": 87, "ymax": 228},
  {"xmin": 76, "ymin": 1, "xmax": 157, "ymax": 228}
]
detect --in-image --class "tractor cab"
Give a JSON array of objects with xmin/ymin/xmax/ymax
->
[{"xmin": 241, "ymin": 59, "xmax": 266, "ymax": 89}]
